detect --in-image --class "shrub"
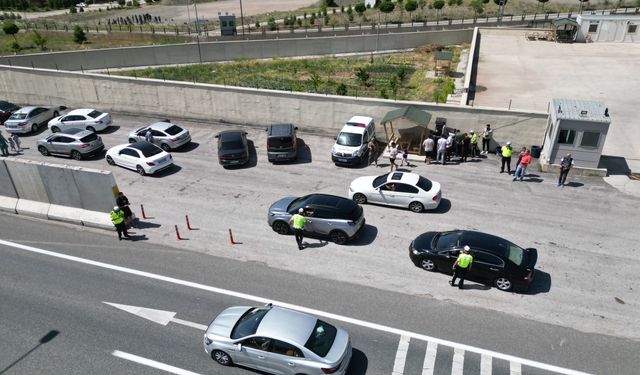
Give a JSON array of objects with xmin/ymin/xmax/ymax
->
[
  {"xmin": 267, "ymin": 17, "xmax": 277, "ymax": 31},
  {"xmin": 2, "ymin": 22, "xmax": 19, "ymax": 40},
  {"xmin": 336, "ymin": 83, "xmax": 347, "ymax": 95},
  {"xmin": 9, "ymin": 40, "xmax": 20, "ymax": 53},
  {"xmin": 32, "ymin": 30, "xmax": 47, "ymax": 51},
  {"xmin": 73, "ymin": 25, "xmax": 87, "ymax": 44}
]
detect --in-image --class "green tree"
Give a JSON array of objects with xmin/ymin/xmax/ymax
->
[
  {"xmin": 117, "ymin": 0, "xmax": 125, "ymax": 6},
  {"xmin": 405, "ymin": 0, "xmax": 418, "ymax": 20},
  {"xmin": 73, "ymin": 25, "xmax": 87, "ymax": 44},
  {"xmin": 32, "ymin": 30, "xmax": 47, "ymax": 50},
  {"xmin": 267, "ymin": 16, "xmax": 277, "ymax": 31},
  {"xmin": 355, "ymin": 3, "xmax": 366, "ymax": 16},
  {"xmin": 336, "ymin": 83, "xmax": 347, "ymax": 96},
  {"xmin": 379, "ymin": 1, "xmax": 395, "ymax": 23},
  {"xmin": 470, "ymin": 0, "xmax": 485, "ymax": 15},
  {"xmin": 8, "ymin": 40, "xmax": 21, "ymax": 53},
  {"xmin": 2, "ymin": 22, "xmax": 19, "ymax": 41},
  {"xmin": 432, "ymin": 0, "xmax": 445, "ymax": 20},
  {"xmin": 355, "ymin": 67, "xmax": 370, "ymax": 86}
]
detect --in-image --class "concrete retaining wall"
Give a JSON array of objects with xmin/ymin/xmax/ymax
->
[
  {"xmin": 1, "ymin": 29, "xmax": 473, "ymax": 71},
  {"xmin": 0, "ymin": 159, "xmax": 118, "ymax": 229}
]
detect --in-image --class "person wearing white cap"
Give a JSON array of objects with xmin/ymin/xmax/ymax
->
[
  {"xmin": 451, "ymin": 245, "xmax": 473, "ymax": 289},
  {"xmin": 110, "ymin": 205, "xmax": 129, "ymax": 240},
  {"xmin": 469, "ymin": 130, "xmax": 479, "ymax": 158},
  {"xmin": 500, "ymin": 141, "xmax": 513, "ymax": 174},
  {"xmin": 289, "ymin": 208, "xmax": 307, "ymax": 250}
]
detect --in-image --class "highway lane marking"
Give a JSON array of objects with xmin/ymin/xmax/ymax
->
[
  {"xmin": 0, "ymin": 239, "xmax": 592, "ymax": 375},
  {"xmin": 480, "ymin": 353, "xmax": 492, "ymax": 375},
  {"xmin": 451, "ymin": 347, "xmax": 465, "ymax": 375},
  {"xmin": 392, "ymin": 335, "xmax": 410, "ymax": 375},
  {"xmin": 511, "ymin": 361, "xmax": 522, "ymax": 375},
  {"xmin": 112, "ymin": 350, "xmax": 202, "ymax": 375},
  {"xmin": 104, "ymin": 302, "xmax": 209, "ymax": 330},
  {"xmin": 422, "ymin": 341, "xmax": 438, "ymax": 375}
]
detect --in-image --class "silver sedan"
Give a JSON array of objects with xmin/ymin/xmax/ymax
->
[
  {"xmin": 4, "ymin": 106, "xmax": 60, "ymax": 134},
  {"xmin": 204, "ymin": 304, "xmax": 352, "ymax": 375},
  {"xmin": 127, "ymin": 121, "xmax": 191, "ymax": 151}
]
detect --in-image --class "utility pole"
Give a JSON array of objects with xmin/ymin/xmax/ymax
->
[
  {"xmin": 193, "ymin": 0, "xmax": 201, "ymax": 34},
  {"xmin": 239, "ymin": 0, "xmax": 245, "ymax": 37}
]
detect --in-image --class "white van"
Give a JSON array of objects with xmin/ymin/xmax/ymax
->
[{"xmin": 331, "ymin": 116, "xmax": 375, "ymax": 166}]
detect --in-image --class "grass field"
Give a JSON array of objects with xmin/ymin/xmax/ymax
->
[{"xmin": 115, "ymin": 46, "xmax": 463, "ymax": 102}]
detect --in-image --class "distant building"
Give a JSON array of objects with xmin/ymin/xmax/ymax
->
[
  {"xmin": 365, "ymin": 0, "xmax": 377, "ymax": 8},
  {"xmin": 576, "ymin": 14, "xmax": 640, "ymax": 42}
]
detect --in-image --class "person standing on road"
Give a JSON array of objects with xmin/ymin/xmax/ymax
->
[
  {"xmin": 482, "ymin": 124, "xmax": 493, "ymax": 154},
  {"xmin": 110, "ymin": 206, "xmax": 130, "ymax": 240},
  {"xmin": 144, "ymin": 128, "xmax": 154, "ymax": 143},
  {"xmin": 10, "ymin": 133, "xmax": 21, "ymax": 153},
  {"xmin": 513, "ymin": 149, "xmax": 532, "ymax": 182},
  {"xmin": 116, "ymin": 191, "xmax": 134, "ymax": 228},
  {"xmin": 558, "ymin": 153, "xmax": 574, "ymax": 187},
  {"xmin": 451, "ymin": 245, "xmax": 473, "ymax": 289},
  {"xmin": 7, "ymin": 136, "xmax": 16, "ymax": 154},
  {"xmin": 470, "ymin": 130, "xmax": 478, "ymax": 158},
  {"xmin": 0, "ymin": 132, "xmax": 9, "ymax": 157},
  {"xmin": 423, "ymin": 135, "xmax": 434, "ymax": 164},
  {"xmin": 500, "ymin": 141, "xmax": 513, "ymax": 174},
  {"xmin": 461, "ymin": 132, "xmax": 471, "ymax": 162},
  {"xmin": 400, "ymin": 144, "xmax": 409, "ymax": 167},
  {"xmin": 289, "ymin": 208, "xmax": 307, "ymax": 250},
  {"xmin": 436, "ymin": 136, "xmax": 447, "ymax": 165},
  {"xmin": 388, "ymin": 142, "xmax": 399, "ymax": 171},
  {"xmin": 367, "ymin": 139, "xmax": 378, "ymax": 167},
  {"xmin": 515, "ymin": 146, "xmax": 527, "ymax": 169}
]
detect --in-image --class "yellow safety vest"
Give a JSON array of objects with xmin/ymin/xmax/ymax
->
[
  {"xmin": 457, "ymin": 253, "xmax": 473, "ymax": 268},
  {"xmin": 501, "ymin": 146, "xmax": 513, "ymax": 158},
  {"xmin": 291, "ymin": 214, "xmax": 306, "ymax": 229},
  {"xmin": 470, "ymin": 134, "xmax": 478, "ymax": 143},
  {"xmin": 111, "ymin": 210, "xmax": 124, "ymax": 225}
]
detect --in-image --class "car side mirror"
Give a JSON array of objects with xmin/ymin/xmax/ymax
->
[{"xmin": 236, "ymin": 343, "xmax": 242, "ymax": 351}]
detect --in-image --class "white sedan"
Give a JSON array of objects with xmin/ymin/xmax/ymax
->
[
  {"xmin": 106, "ymin": 142, "xmax": 173, "ymax": 176},
  {"xmin": 49, "ymin": 109, "xmax": 112, "ymax": 133},
  {"xmin": 348, "ymin": 171, "xmax": 441, "ymax": 212}
]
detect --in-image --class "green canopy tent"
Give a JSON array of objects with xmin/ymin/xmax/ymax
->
[
  {"xmin": 552, "ymin": 17, "xmax": 579, "ymax": 43},
  {"xmin": 380, "ymin": 106, "xmax": 433, "ymax": 155}
]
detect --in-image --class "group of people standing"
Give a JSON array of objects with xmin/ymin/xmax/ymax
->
[
  {"xmin": 0, "ymin": 131, "xmax": 22, "ymax": 157},
  {"xmin": 421, "ymin": 124, "xmax": 493, "ymax": 165}
]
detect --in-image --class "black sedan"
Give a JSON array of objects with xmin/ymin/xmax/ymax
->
[
  {"xmin": 409, "ymin": 230, "xmax": 538, "ymax": 292},
  {"xmin": 215, "ymin": 130, "xmax": 249, "ymax": 166}
]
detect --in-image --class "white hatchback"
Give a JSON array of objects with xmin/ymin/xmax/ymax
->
[
  {"xmin": 49, "ymin": 109, "xmax": 112, "ymax": 133},
  {"xmin": 105, "ymin": 141, "xmax": 173, "ymax": 176},
  {"xmin": 349, "ymin": 171, "xmax": 441, "ymax": 212}
]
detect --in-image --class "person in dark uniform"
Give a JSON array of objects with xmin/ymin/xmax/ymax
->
[{"xmin": 116, "ymin": 192, "xmax": 134, "ymax": 228}]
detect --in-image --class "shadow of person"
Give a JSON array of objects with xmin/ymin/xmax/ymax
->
[
  {"xmin": 565, "ymin": 182, "xmax": 584, "ymax": 188},
  {"xmin": 133, "ymin": 221, "xmax": 161, "ymax": 229},
  {"xmin": 301, "ymin": 240, "xmax": 329, "ymax": 249},
  {"xmin": 460, "ymin": 283, "xmax": 492, "ymax": 291},
  {"xmin": 525, "ymin": 177, "xmax": 544, "ymax": 183},
  {"xmin": 123, "ymin": 234, "xmax": 148, "ymax": 242}
]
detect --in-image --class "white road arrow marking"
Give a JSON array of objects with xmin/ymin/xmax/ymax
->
[{"xmin": 104, "ymin": 302, "xmax": 208, "ymax": 331}]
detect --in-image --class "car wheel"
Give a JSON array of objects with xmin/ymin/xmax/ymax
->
[
  {"xmin": 160, "ymin": 143, "xmax": 171, "ymax": 152},
  {"xmin": 32, "ymin": 124, "xmax": 39, "ymax": 133},
  {"xmin": 352, "ymin": 193, "xmax": 367, "ymax": 204},
  {"xmin": 87, "ymin": 126, "xmax": 96, "ymax": 133},
  {"xmin": 136, "ymin": 165, "xmax": 146, "ymax": 176},
  {"xmin": 329, "ymin": 230, "xmax": 348, "ymax": 245},
  {"xmin": 409, "ymin": 201, "xmax": 424, "ymax": 213},
  {"xmin": 272, "ymin": 221, "xmax": 290, "ymax": 235},
  {"xmin": 211, "ymin": 350, "xmax": 232, "ymax": 366},
  {"xmin": 419, "ymin": 258, "xmax": 437, "ymax": 271},
  {"xmin": 128, "ymin": 138, "xmax": 137, "ymax": 143},
  {"xmin": 495, "ymin": 277, "xmax": 513, "ymax": 291},
  {"xmin": 106, "ymin": 155, "xmax": 115, "ymax": 165},
  {"xmin": 51, "ymin": 126, "xmax": 60, "ymax": 133},
  {"xmin": 38, "ymin": 146, "xmax": 50, "ymax": 156},
  {"xmin": 71, "ymin": 150, "xmax": 83, "ymax": 160}
]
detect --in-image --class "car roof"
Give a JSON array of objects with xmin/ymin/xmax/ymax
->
[
  {"xmin": 267, "ymin": 124, "xmax": 294, "ymax": 136},
  {"xmin": 386, "ymin": 172, "xmax": 419, "ymax": 184},
  {"xmin": 60, "ymin": 128, "xmax": 90, "ymax": 136},
  {"xmin": 67, "ymin": 108, "xmax": 96, "ymax": 115},
  {"xmin": 458, "ymin": 230, "xmax": 513, "ymax": 256},
  {"xmin": 128, "ymin": 141, "xmax": 160, "ymax": 153},
  {"xmin": 304, "ymin": 194, "xmax": 357, "ymax": 213},
  {"xmin": 14, "ymin": 106, "xmax": 38, "ymax": 113},
  {"xmin": 256, "ymin": 306, "xmax": 315, "ymax": 345},
  {"xmin": 149, "ymin": 122, "xmax": 173, "ymax": 131},
  {"xmin": 217, "ymin": 130, "xmax": 244, "ymax": 140},
  {"xmin": 347, "ymin": 116, "xmax": 373, "ymax": 125}
]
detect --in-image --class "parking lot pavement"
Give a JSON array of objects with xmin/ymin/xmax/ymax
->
[{"xmin": 7, "ymin": 112, "xmax": 640, "ymax": 340}]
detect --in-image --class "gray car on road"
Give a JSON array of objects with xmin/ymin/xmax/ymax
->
[
  {"xmin": 37, "ymin": 128, "xmax": 104, "ymax": 160},
  {"xmin": 4, "ymin": 106, "xmax": 60, "ymax": 134},
  {"xmin": 204, "ymin": 304, "xmax": 352, "ymax": 375},
  {"xmin": 268, "ymin": 193, "xmax": 365, "ymax": 244}
]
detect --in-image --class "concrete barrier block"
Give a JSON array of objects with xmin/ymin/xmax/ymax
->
[
  {"xmin": 38, "ymin": 162, "xmax": 83, "ymax": 208},
  {"xmin": 70, "ymin": 166, "xmax": 118, "ymax": 212},
  {"xmin": 81, "ymin": 209, "xmax": 115, "ymax": 231},
  {"xmin": 16, "ymin": 199, "xmax": 50, "ymax": 219},
  {"xmin": 0, "ymin": 159, "xmax": 18, "ymax": 198},
  {"xmin": 47, "ymin": 204, "xmax": 83, "ymax": 225},
  {"xmin": 5, "ymin": 159, "xmax": 49, "ymax": 202},
  {"xmin": 0, "ymin": 195, "xmax": 18, "ymax": 213}
]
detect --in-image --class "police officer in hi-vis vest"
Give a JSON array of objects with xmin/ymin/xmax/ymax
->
[{"xmin": 451, "ymin": 246, "xmax": 473, "ymax": 289}]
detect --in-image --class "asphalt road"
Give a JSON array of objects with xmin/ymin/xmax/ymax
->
[
  {"xmin": 1, "ymin": 214, "xmax": 639, "ymax": 375},
  {"xmin": 2, "ymin": 111, "xmax": 640, "ymax": 346}
]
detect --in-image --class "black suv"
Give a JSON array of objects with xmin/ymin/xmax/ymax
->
[{"xmin": 266, "ymin": 124, "xmax": 298, "ymax": 162}]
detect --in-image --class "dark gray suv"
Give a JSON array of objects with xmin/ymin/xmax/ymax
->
[
  {"xmin": 266, "ymin": 123, "xmax": 298, "ymax": 162},
  {"xmin": 37, "ymin": 128, "xmax": 104, "ymax": 160},
  {"xmin": 267, "ymin": 193, "xmax": 365, "ymax": 244}
]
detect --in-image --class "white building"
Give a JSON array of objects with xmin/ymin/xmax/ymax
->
[
  {"xmin": 365, "ymin": 0, "xmax": 376, "ymax": 8},
  {"xmin": 576, "ymin": 14, "xmax": 640, "ymax": 42}
]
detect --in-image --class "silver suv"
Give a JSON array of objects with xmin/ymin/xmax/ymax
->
[
  {"xmin": 267, "ymin": 193, "xmax": 365, "ymax": 244},
  {"xmin": 37, "ymin": 128, "xmax": 104, "ymax": 160}
]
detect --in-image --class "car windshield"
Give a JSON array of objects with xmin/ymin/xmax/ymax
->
[
  {"xmin": 336, "ymin": 132, "xmax": 362, "ymax": 147},
  {"xmin": 416, "ymin": 176, "xmax": 433, "ymax": 191},
  {"xmin": 164, "ymin": 125, "xmax": 183, "ymax": 135},
  {"xmin": 372, "ymin": 173, "xmax": 390, "ymax": 187},
  {"xmin": 87, "ymin": 110, "xmax": 103, "ymax": 118},
  {"xmin": 230, "ymin": 307, "xmax": 270, "ymax": 339},
  {"xmin": 304, "ymin": 319, "xmax": 337, "ymax": 358},
  {"xmin": 436, "ymin": 231, "xmax": 463, "ymax": 250},
  {"xmin": 9, "ymin": 113, "xmax": 27, "ymax": 120},
  {"xmin": 221, "ymin": 140, "xmax": 244, "ymax": 150}
]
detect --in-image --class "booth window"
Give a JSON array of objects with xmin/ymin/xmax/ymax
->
[
  {"xmin": 558, "ymin": 129, "xmax": 575, "ymax": 144},
  {"xmin": 580, "ymin": 131, "xmax": 600, "ymax": 148},
  {"xmin": 588, "ymin": 23, "xmax": 598, "ymax": 33},
  {"xmin": 629, "ymin": 24, "xmax": 638, "ymax": 33}
]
